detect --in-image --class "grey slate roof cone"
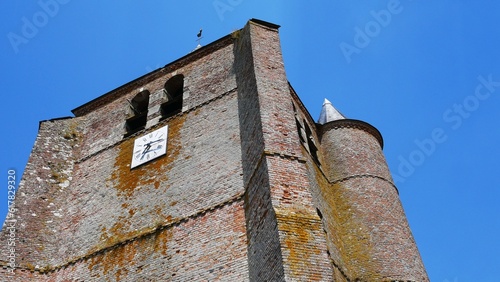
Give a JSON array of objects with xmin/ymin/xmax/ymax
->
[{"xmin": 318, "ymin": 98, "xmax": 345, "ymax": 124}]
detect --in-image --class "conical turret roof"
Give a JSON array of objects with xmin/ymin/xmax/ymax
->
[{"xmin": 318, "ymin": 98, "xmax": 345, "ymax": 124}]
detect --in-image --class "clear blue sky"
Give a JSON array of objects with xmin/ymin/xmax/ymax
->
[{"xmin": 1, "ymin": 1, "xmax": 499, "ymax": 281}]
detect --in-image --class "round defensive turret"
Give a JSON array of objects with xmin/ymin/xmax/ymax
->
[{"xmin": 318, "ymin": 117, "xmax": 428, "ymax": 281}]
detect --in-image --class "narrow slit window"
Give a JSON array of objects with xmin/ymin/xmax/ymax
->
[
  {"xmin": 295, "ymin": 117, "xmax": 306, "ymax": 144},
  {"xmin": 304, "ymin": 121, "xmax": 320, "ymax": 165}
]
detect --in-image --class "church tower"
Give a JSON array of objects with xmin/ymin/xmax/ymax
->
[{"xmin": 0, "ymin": 19, "xmax": 428, "ymax": 281}]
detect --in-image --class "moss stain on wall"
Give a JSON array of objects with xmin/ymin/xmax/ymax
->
[
  {"xmin": 84, "ymin": 115, "xmax": 188, "ymax": 277},
  {"xmin": 110, "ymin": 114, "xmax": 187, "ymax": 199},
  {"xmin": 311, "ymin": 157, "xmax": 382, "ymax": 280},
  {"xmin": 276, "ymin": 210, "xmax": 322, "ymax": 281}
]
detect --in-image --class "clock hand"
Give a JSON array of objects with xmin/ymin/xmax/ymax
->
[
  {"xmin": 143, "ymin": 138, "xmax": 165, "ymax": 147},
  {"xmin": 140, "ymin": 144, "xmax": 152, "ymax": 160},
  {"xmin": 140, "ymin": 143, "xmax": 165, "ymax": 160},
  {"xmin": 145, "ymin": 146, "xmax": 163, "ymax": 153}
]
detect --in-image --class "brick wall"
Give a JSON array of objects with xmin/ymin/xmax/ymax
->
[
  {"xmin": 0, "ymin": 117, "xmax": 82, "ymax": 270},
  {"xmin": 1, "ymin": 200, "xmax": 248, "ymax": 281},
  {"xmin": 1, "ymin": 29, "xmax": 248, "ymax": 280},
  {"xmin": 77, "ymin": 42, "xmax": 237, "ymax": 158},
  {"xmin": 235, "ymin": 20, "xmax": 338, "ymax": 281}
]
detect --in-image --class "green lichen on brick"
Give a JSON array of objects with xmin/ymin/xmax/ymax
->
[
  {"xmin": 311, "ymin": 145, "xmax": 382, "ymax": 281},
  {"xmin": 276, "ymin": 209, "xmax": 323, "ymax": 281},
  {"xmin": 62, "ymin": 120, "xmax": 82, "ymax": 146},
  {"xmin": 47, "ymin": 161, "xmax": 67, "ymax": 183},
  {"xmin": 83, "ymin": 115, "xmax": 188, "ymax": 278},
  {"xmin": 87, "ymin": 224, "xmax": 174, "ymax": 280},
  {"xmin": 231, "ymin": 29, "xmax": 241, "ymax": 39},
  {"xmin": 109, "ymin": 114, "xmax": 186, "ymax": 198}
]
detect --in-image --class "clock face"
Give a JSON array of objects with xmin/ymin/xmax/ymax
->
[{"xmin": 131, "ymin": 125, "xmax": 168, "ymax": 168}]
